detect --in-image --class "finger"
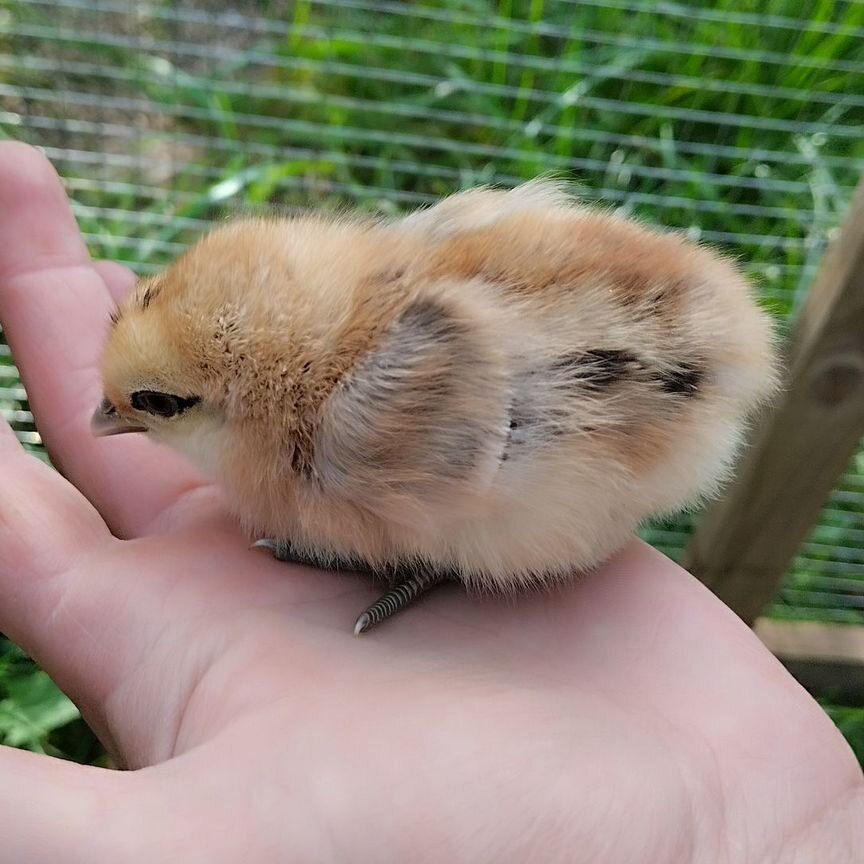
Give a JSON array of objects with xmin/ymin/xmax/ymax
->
[
  {"xmin": 0, "ymin": 417, "xmax": 207, "ymax": 753},
  {"xmin": 92, "ymin": 260, "xmax": 137, "ymax": 303},
  {"xmin": 0, "ymin": 418, "xmax": 124, "ymax": 704},
  {"xmin": 0, "ymin": 419, "xmax": 133, "ymax": 748},
  {"xmin": 0, "ymin": 419, "xmax": 109, "ymax": 597},
  {"xmin": 0, "ymin": 415, "xmax": 192, "ymax": 736},
  {"xmin": 0, "ymin": 144, "xmax": 89, "ymax": 282},
  {"xmin": 0, "ymin": 745, "xmax": 127, "ymax": 864},
  {"xmin": 0, "ymin": 142, "xmax": 204, "ymax": 537}
]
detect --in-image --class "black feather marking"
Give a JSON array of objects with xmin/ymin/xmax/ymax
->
[
  {"xmin": 141, "ymin": 283, "xmax": 160, "ymax": 310},
  {"xmin": 399, "ymin": 297, "xmax": 467, "ymax": 344},
  {"xmin": 109, "ymin": 308, "xmax": 122, "ymax": 326},
  {"xmin": 316, "ymin": 295, "xmax": 492, "ymax": 495},
  {"xmin": 656, "ymin": 362, "xmax": 704, "ymax": 396},
  {"xmin": 553, "ymin": 349, "xmax": 642, "ymax": 391}
]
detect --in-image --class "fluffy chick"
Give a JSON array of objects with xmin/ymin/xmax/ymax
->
[{"xmin": 93, "ymin": 181, "xmax": 778, "ymax": 634}]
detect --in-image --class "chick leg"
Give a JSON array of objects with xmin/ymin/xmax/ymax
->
[{"xmin": 353, "ymin": 569, "xmax": 451, "ymax": 636}]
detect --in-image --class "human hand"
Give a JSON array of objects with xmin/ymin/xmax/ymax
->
[{"xmin": 0, "ymin": 141, "xmax": 861, "ymax": 864}]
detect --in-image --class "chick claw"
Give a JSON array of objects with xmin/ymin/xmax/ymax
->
[
  {"xmin": 353, "ymin": 569, "xmax": 449, "ymax": 637},
  {"xmin": 251, "ymin": 539, "xmax": 449, "ymax": 636},
  {"xmin": 250, "ymin": 537, "xmax": 303, "ymax": 564}
]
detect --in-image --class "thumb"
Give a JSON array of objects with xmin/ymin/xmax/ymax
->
[{"xmin": 0, "ymin": 745, "xmax": 127, "ymax": 864}]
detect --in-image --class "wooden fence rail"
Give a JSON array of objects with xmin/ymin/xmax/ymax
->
[{"xmin": 755, "ymin": 619, "xmax": 864, "ymax": 706}]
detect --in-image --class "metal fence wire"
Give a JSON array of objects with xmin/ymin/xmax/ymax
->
[{"xmin": 1, "ymin": 0, "xmax": 863, "ymax": 622}]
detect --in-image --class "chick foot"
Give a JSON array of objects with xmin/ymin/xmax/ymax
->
[
  {"xmin": 252, "ymin": 539, "xmax": 451, "ymax": 635},
  {"xmin": 251, "ymin": 538, "xmax": 369, "ymax": 571},
  {"xmin": 353, "ymin": 569, "xmax": 450, "ymax": 636},
  {"xmin": 250, "ymin": 538, "xmax": 308, "ymax": 565}
]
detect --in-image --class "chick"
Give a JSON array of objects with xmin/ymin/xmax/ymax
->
[{"xmin": 92, "ymin": 181, "xmax": 778, "ymax": 634}]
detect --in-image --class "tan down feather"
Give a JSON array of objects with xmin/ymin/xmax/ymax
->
[{"xmin": 98, "ymin": 181, "xmax": 779, "ymax": 591}]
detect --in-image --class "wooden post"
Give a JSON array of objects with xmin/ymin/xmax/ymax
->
[{"xmin": 683, "ymin": 179, "xmax": 864, "ymax": 624}]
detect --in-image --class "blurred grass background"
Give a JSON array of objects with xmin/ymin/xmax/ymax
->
[{"xmin": 0, "ymin": 0, "xmax": 863, "ymax": 762}]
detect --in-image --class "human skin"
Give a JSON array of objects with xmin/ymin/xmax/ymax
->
[{"xmin": 0, "ymin": 141, "xmax": 861, "ymax": 864}]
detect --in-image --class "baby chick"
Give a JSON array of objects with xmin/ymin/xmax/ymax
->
[{"xmin": 92, "ymin": 181, "xmax": 778, "ymax": 634}]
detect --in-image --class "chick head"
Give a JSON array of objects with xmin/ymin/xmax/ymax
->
[{"xmin": 92, "ymin": 214, "xmax": 512, "ymax": 542}]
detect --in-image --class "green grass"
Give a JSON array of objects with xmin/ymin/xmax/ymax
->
[
  {"xmin": 824, "ymin": 702, "xmax": 864, "ymax": 767},
  {"xmin": 0, "ymin": 0, "xmax": 863, "ymax": 765},
  {"xmin": 0, "ymin": 640, "xmax": 108, "ymax": 764}
]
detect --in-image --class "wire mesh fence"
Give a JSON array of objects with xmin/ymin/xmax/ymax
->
[{"xmin": 1, "ymin": 0, "xmax": 863, "ymax": 622}]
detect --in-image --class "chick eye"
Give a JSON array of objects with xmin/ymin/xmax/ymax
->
[{"xmin": 130, "ymin": 390, "xmax": 200, "ymax": 418}]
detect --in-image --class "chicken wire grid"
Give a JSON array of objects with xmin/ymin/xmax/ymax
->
[{"xmin": 0, "ymin": 0, "xmax": 863, "ymax": 623}]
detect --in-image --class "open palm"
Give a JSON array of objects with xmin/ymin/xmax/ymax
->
[{"xmin": 0, "ymin": 142, "xmax": 860, "ymax": 864}]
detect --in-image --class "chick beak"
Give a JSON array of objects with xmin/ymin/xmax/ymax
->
[{"xmin": 90, "ymin": 396, "xmax": 147, "ymax": 437}]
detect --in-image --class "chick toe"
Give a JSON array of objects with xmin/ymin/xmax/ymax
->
[{"xmin": 353, "ymin": 569, "xmax": 451, "ymax": 636}]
